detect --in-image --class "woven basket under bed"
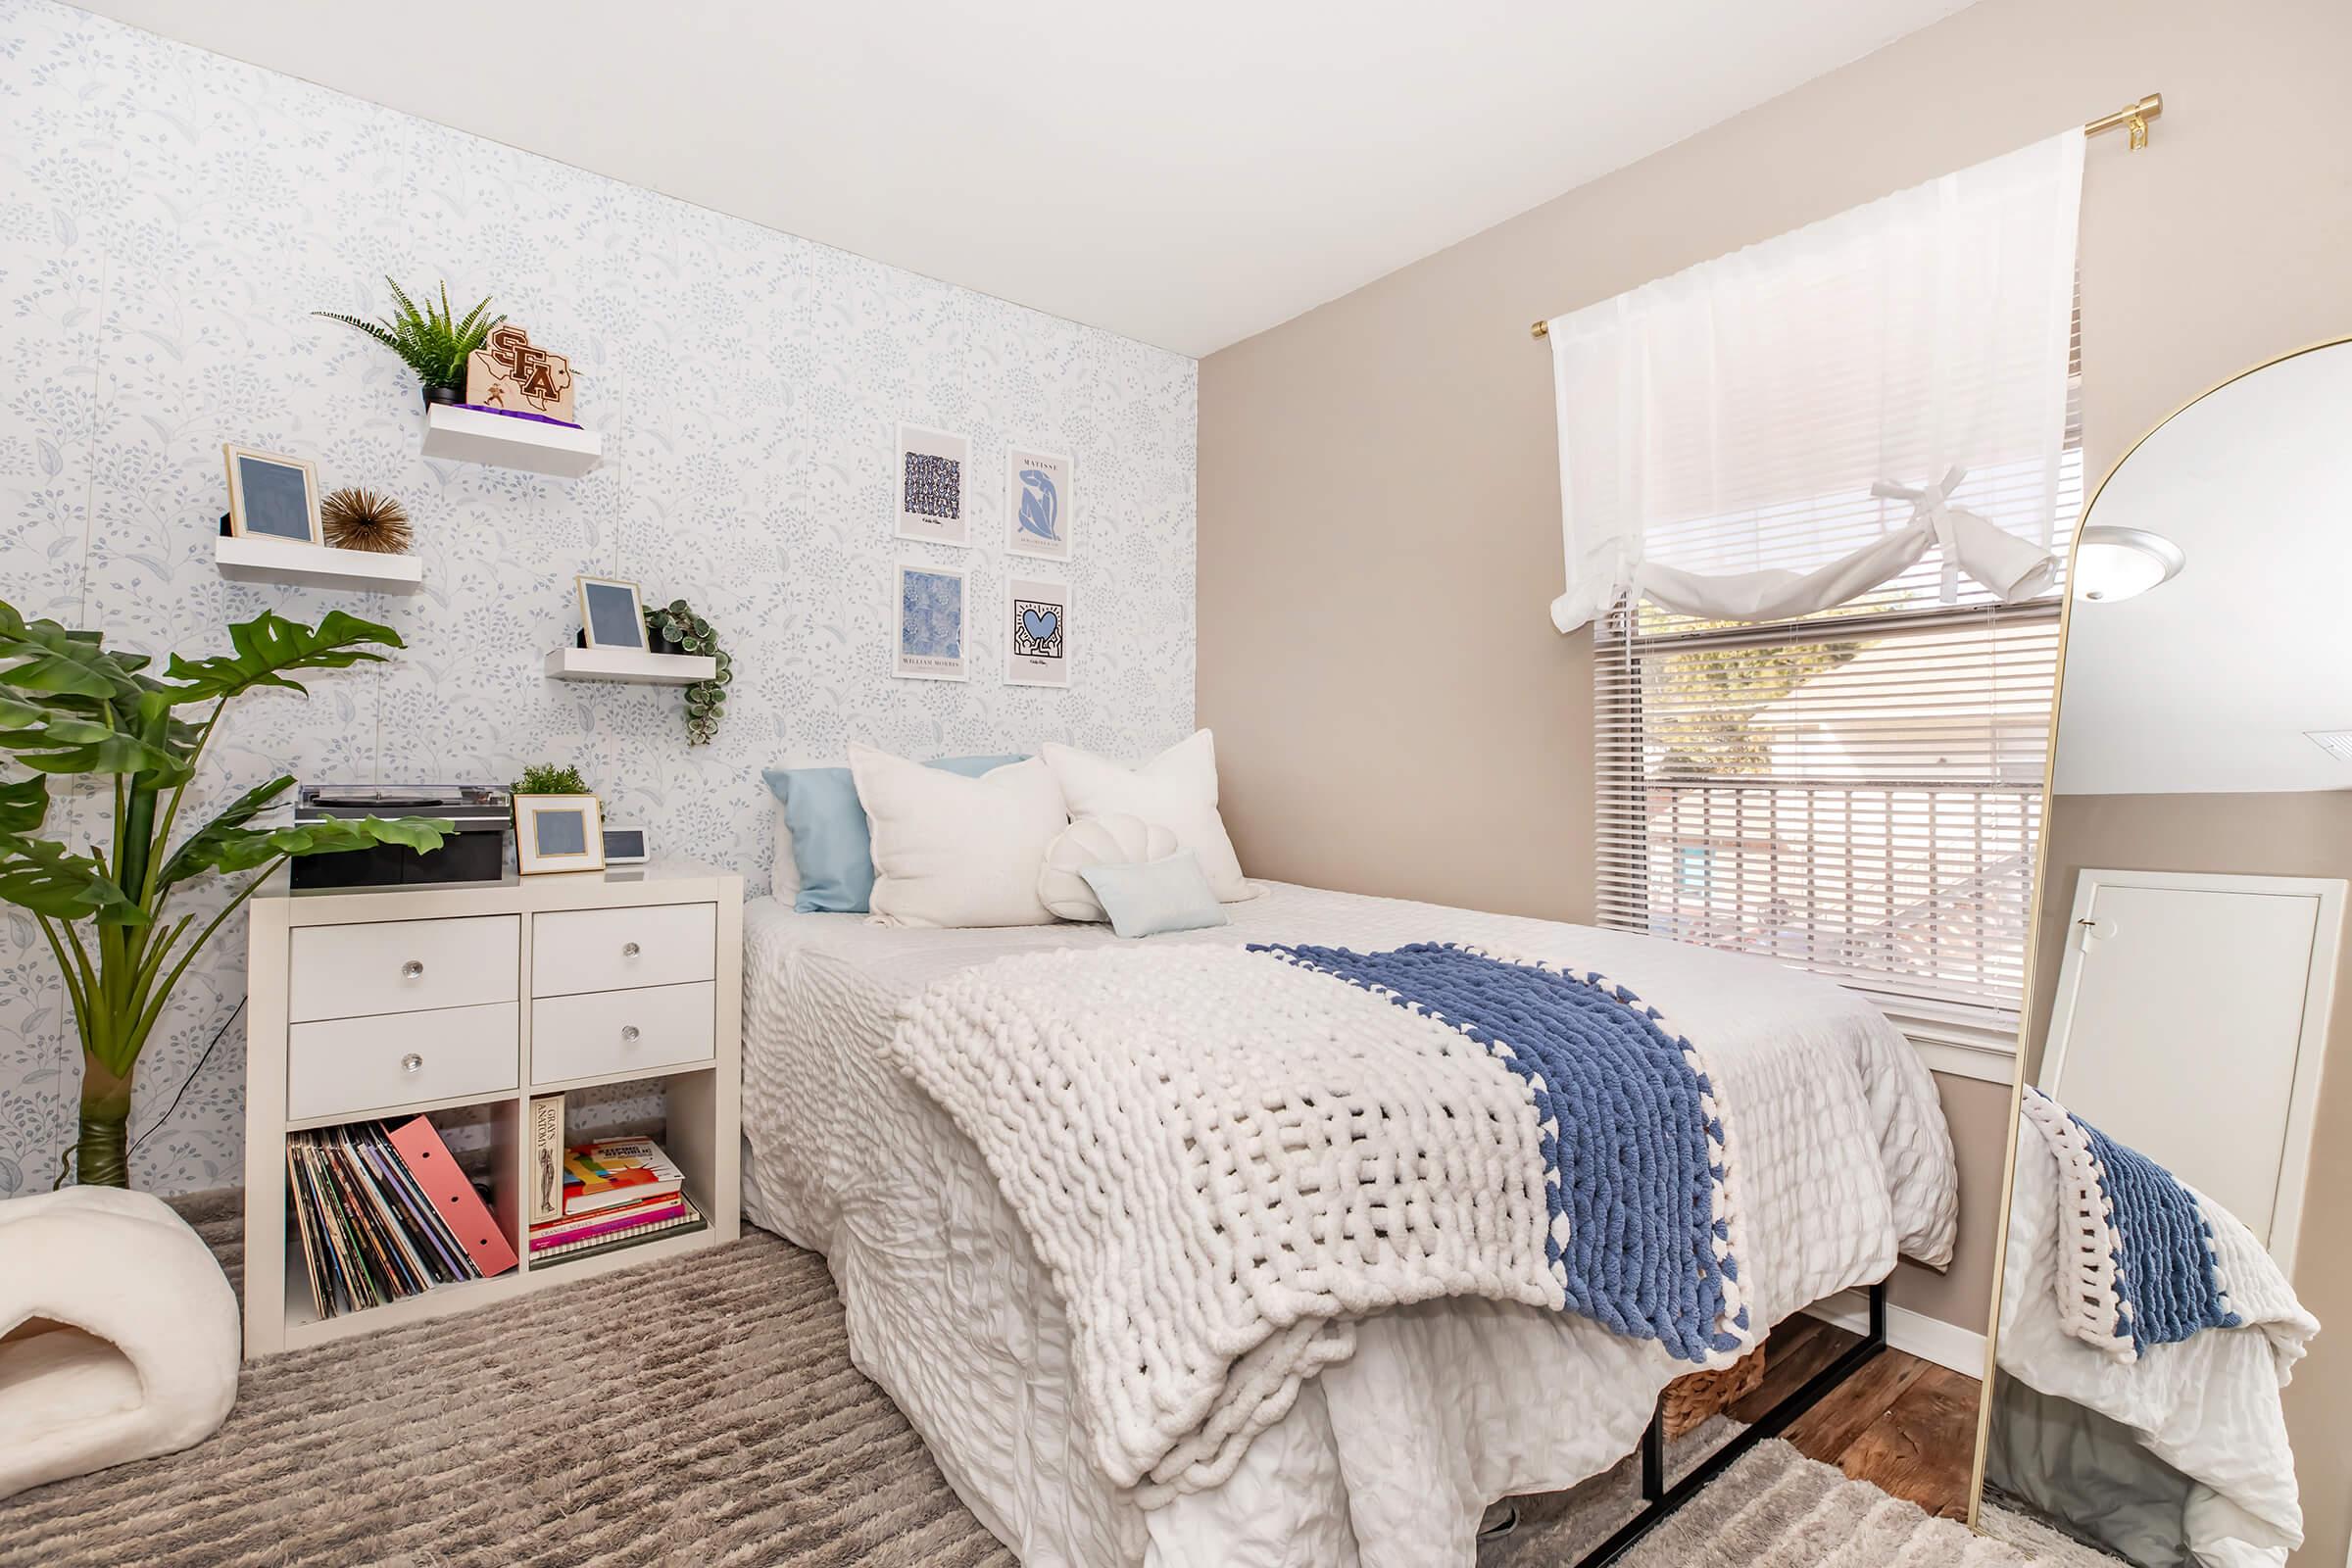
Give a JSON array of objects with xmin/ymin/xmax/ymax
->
[{"xmin": 1660, "ymin": 1341, "xmax": 1768, "ymax": 1438}]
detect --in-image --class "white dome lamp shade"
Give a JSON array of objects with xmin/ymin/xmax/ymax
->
[{"xmin": 2073, "ymin": 524, "xmax": 2185, "ymax": 603}]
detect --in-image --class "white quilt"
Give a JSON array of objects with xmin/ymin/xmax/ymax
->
[
  {"xmin": 1997, "ymin": 1105, "xmax": 2317, "ymax": 1568},
  {"xmin": 741, "ymin": 882, "xmax": 1958, "ymax": 1568}
]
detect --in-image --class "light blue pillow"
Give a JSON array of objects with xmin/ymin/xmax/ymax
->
[
  {"xmin": 1078, "ymin": 852, "xmax": 1231, "ymax": 940},
  {"xmin": 764, "ymin": 755, "xmax": 1025, "ymax": 913}
]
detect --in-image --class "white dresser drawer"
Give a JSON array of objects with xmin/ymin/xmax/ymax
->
[
  {"xmin": 532, "ymin": 904, "xmax": 715, "ymax": 998},
  {"xmin": 287, "ymin": 1002, "xmax": 518, "ymax": 1121},
  {"xmin": 532, "ymin": 981, "xmax": 714, "ymax": 1085},
  {"xmin": 289, "ymin": 915, "xmax": 519, "ymax": 1023}
]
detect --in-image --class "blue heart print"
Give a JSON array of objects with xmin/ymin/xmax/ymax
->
[{"xmin": 1021, "ymin": 607, "xmax": 1059, "ymax": 644}]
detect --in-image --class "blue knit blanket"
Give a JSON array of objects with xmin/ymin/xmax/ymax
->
[
  {"xmin": 2022, "ymin": 1088, "xmax": 2240, "ymax": 1355},
  {"xmin": 1253, "ymin": 942, "xmax": 1748, "ymax": 1363}
]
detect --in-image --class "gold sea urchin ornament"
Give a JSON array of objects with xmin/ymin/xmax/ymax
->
[{"xmin": 318, "ymin": 487, "xmax": 413, "ymax": 554}]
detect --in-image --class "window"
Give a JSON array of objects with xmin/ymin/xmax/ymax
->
[{"xmin": 1593, "ymin": 363, "xmax": 2080, "ymax": 1037}]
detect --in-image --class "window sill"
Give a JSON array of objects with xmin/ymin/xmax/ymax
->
[{"xmin": 1876, "ymin": 1009, "xmax": 2021, "ymax": 1085}]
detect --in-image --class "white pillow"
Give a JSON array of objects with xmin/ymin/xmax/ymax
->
[
  {"xmin": 1040, "ymin": 731, "xmax": 1250, "ymax": 902},
  {"xmin": 1037, "ymin": 813, "xmax": 1177, "ymax": 922},
  {"xmin": 849, "ymin": 746, "xmax": 1068, "ymax": 927}
]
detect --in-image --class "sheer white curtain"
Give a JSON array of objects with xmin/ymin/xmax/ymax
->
[{"xmin": 1545, "ymin": 130, "xmax": 2084, "ymax": 634}]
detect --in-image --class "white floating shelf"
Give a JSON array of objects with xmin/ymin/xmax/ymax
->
[
  {"xmin": 215, "ymin": 534, "xmax": 424, "ymax": 595},
  {"xmin": 420, "ymin": 404, "xmax": 603, "ymax": 478},
  {"xmin": 543, "ymin": 646, "xmax": 716, "ymax": 686}
]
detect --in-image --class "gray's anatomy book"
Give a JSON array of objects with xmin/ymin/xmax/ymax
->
[{"xmin": 527, "ymin": 1093, "xmax": 565, "ymax": 1224}]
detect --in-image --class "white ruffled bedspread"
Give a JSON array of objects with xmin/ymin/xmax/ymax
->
[
  {"xmin": 742, "ymin": 881, "xmax": 1958, "ymax": 1568},
  {"xmin": 2000, "ymin": 1103, "xmax": 2318, "ymax": 1567}
]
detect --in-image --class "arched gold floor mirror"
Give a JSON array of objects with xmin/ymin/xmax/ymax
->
[{"xmin": 1970, "ymin": 336, "xmax": 2352, "ymax": 1567}]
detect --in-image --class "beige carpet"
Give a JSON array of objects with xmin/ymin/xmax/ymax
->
[{"xmin": 0, "ymin": 1193, "xmax": 2037, "ymax": 1567}]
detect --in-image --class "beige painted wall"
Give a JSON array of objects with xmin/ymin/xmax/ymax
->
[
  {"xmin": 2030, "ymin": 792, "xmax": 2352, "ymax": 1563},
  {"xmin": 1198, "ymin": 2, "xmax": 2352, "ymax": 1560}
]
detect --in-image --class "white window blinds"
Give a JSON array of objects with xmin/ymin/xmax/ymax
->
[{"xmin": 1567, "ymin": 133, "xmax": 2086, "ymax": 1033}]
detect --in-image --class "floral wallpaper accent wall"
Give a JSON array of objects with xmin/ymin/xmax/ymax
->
[{"xmin": 0, "ymin": 0, "xmax": 1199, "ymax": 1196}]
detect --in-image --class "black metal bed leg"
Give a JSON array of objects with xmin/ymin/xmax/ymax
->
[{"xmin": 1559, "ymin": 1280, "xmax": 1890, "ymax": 1568}]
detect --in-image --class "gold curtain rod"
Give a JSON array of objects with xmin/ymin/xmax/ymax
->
[{"xmin": 1529, "ymin": 92, "xmax": 2162, "ymax": 340}]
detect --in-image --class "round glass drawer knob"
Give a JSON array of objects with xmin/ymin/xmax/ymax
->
[
  {"xmin": 400, "ymin": 959, "xmax": 424, "ymax": 980},
  {"xmin": 620, "ymin": 1025, "xmax": 641, "ymax": 1043},
  {"xmin": 400, "ymin": 1053, "xmax": 423, "ymax": 1074},
  {"xmin": 621, "ymin": 942, "xmax": 642, "ymax": 958}
]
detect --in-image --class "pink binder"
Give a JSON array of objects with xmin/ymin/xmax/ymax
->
[{"xmin": 387, "ymin": 1115, "xmax": 519, "ymax": 1278}]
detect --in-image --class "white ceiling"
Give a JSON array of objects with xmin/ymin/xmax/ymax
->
[
  {"xmin": 67, "ymin": 0, "xmax": 1974, "ymax": 356},
  {"xmin": 2054, "ymin": 341, "xmax": 2352, "ymax": 796}
]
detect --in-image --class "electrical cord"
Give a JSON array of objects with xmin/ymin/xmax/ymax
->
[{"xmin": 128, "ymin": 997, "xmax": 246, "ymax": 1157}]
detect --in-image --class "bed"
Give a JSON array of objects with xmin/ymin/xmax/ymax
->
[{"xmin": 740, "ymin": 879, "xmax": 1958, "ymax": 1568}]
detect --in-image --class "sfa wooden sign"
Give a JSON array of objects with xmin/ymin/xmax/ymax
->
[{"xmin": 466, "ymin": 324, "xmax": 576, "ymax": 422}]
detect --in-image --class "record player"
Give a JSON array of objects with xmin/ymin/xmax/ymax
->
[{"xmin": 290, "ymin": 784, "xmax": 513, "ymax": 890}]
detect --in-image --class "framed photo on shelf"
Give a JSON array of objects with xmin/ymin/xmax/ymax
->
[
  {"xmin": 575, "ymin": 575, "xmax": 648, "ymax": 650},
  {"xmin": 221, "ymin": 445, "xmax": 322, "ymax": 545},
  {"xmin": 515, "ymin": 794, "xmax": 607, "ymax": 875},
  {"xmin": 893, "ymin": 560, "xmax": 968, "ymax": 682},
  {"xmin": 601, "ymin": 823, "xmax": 650, "ymax": 864},
  {"xmin": 894, "ymin": 422, "xmax": 971, "ymax": 547},
  {"xmin": 1004, "ymin": 448, "xmax": 1073, "ymax": 562},
  {"xmin": 1004, "ymin": 574, "xmax": 1070, "ymax": 689}
]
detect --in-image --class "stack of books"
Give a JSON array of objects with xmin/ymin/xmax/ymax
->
[
  {"xmin": 286, "ymin": 1116, "xmax": 518, "ymax": 1320},
  {"xmin": 526, "ymin": 1133, "xmax": 706, "ymax": 1264}
]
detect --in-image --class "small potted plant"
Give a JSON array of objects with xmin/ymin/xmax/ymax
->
[
  {"xmin": 317, "ymin": 278, "xmax": 504, "ymax": 408},
  {"xmin": 644, "ymin": 599, "xmax": 732, "ymax": 746},
  {"xmin": 512, "ymin": 762, "xmax": 594, "ymax": 803}
]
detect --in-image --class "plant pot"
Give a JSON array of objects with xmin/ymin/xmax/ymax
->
[
  {"xmin": 421, "ymin": 382, "xmax": 463, "ymax": 409},
  {"xmin": 651, "ymin": 632, "xmax": 688, "ymax": 657}
]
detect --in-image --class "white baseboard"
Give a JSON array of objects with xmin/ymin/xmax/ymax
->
[{"xmin": 1800, "ymin": 1289, "xmax": 1986, "ymax": 1379}]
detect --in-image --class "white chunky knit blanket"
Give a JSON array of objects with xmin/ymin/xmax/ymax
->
[{"xmin": 885, "ymin": 939, "xmax": 1749, "ymax": 1499}]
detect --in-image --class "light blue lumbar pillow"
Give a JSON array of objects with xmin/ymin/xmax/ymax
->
[
  {"xmin": 764, "ymin": 755, "xmax": 1025, "ymax": 913},
  {"xmin": 1078, "ymin": 852, "xmax": 1231, "ymax": 940}
]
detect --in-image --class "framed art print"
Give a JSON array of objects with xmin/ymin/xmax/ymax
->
[
  {"xmin": 514, "ymin": 794, "xmax": 607, "ymax": 875},
  {"xmin": 575, "ymin": 575, "xmax": 648, "ymax": 650},
  {"xmin": 1004, "ymin": 448, "xmax": 1073, "ymax": 562},
  {"xmin": 1004, "ymin": 574, "xmax": 1070, "ymax": 688},
  {"xmin": 893, "ymin": 560, "xmax": 968, "ymax": 681},
  {"xmin": 895, "ymin": 422, "xmax": 971, "ymax": 547},
  {"xmin": 221, "ymin": 444, "xmax": 321, "ymax": 545}
]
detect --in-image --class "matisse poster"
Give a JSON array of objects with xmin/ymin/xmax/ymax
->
[
  {"xmin": 1004, "ymin": 448, "xmax": 1073, "ymax": 562},
  {"xmin": 1004, "ymin": 574, "xmax": 1070, "ymax": 688},
  {"xmin": 894, "ymin": 561, "xmax": 968, "ymax": 681}
]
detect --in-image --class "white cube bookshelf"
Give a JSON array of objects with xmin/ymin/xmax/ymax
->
[{"xmin": 241, "ymin": 858, "xmax": 742, "ymax": 1357}]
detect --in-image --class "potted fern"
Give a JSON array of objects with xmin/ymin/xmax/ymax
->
[
  {"xmin": 316, "ymin": 278, "xmax": 504, "ymax": 407},
  {"xmin": 0, "ymin": 602, "xmax": 454, "ymax": 1188}
]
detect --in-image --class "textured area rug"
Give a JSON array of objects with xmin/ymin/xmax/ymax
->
[{"xmin": 2, "ymin": 1193, "xmax": 2035, "ymax": 1567}]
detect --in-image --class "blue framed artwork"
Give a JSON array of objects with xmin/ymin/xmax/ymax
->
[
  {"xmin": 1004, "ymin": 573, "xmax": 1069, "ymax": 689},
  {"xmin": 221, "ymin": 444, "xmax": 321, "ymax": 545},
  {"xmin": 1004, "ymin": 447, "xmax": 1073, "ymax": 563},
  {"xmin": 575, "ymin": 575, "xmax": 648, "ymax": 650},
  {"xmin": 893, "ymin": 561, "xmax": 968, "ymax": 682}
]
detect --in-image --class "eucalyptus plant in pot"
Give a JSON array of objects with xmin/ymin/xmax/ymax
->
[{"xmin": 0, "ymin": 602, "xmax": 453, "ymax": 1187}]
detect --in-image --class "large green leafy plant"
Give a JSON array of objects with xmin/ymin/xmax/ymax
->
[
  {"xmin": 0, "ymin": 603, "xmax": 453, "ymax": 1188},
  {"xmin": 316, "ymin": 277, "xmax": 503, "ymax": 399}
]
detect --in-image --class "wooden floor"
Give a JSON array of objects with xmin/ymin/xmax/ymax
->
[{"xmin": 1727, "ymin": 1312, "xmax": 1982, "ymax": 1521}]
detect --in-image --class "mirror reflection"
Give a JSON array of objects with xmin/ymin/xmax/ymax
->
[{"xmin": 1978, "ymin": 341, "xmax": 2351, "ymax": 1567}]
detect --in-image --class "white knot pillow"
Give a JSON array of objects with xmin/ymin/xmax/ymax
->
[{"xmin": 1038, "ymin": 813, "xmax": 1176, "ymax": 922}]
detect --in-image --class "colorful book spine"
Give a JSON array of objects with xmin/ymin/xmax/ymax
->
[
  {"xmin": 528, "ymin": 1195, "xmax": 687, "ymax": 1251},
  {"xmin": 529, "ymin": 1198, "xmax": 707, "ymax": 1266}
]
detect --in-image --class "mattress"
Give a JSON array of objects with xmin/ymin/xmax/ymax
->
[{"xmin": 741, "ymin": 880, "xmax": 1958, "ymax": 1568}]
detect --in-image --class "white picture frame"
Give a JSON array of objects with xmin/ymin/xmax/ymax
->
[
  {"xmin": 1004, "ymin": 574, "xmax": 1070, "ymax": 688},
  {"xmin": 514, "ymin": 794, "xmax": 607, "ymax": 875},
  {"xmin": 221, "ymin": 444, "xmax": 322, "ymax": 545},
  {"xmin": 601, "ymin": 823, "xmax": 651, "ymax": 864},
  {"xmin": 893, "ymin": 560, "xmax": 969, "ymax": 682},
  {"xmin": 575, "ymin": 575, "xmax": 648, "ymax": 650},
  {"xmin": 1004, "ymin": 448, "xmax": 1074, "ymax": 562},
  {"xmin": 894, "ymin": 422, "xmax": 972, "ymax": 547}
]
